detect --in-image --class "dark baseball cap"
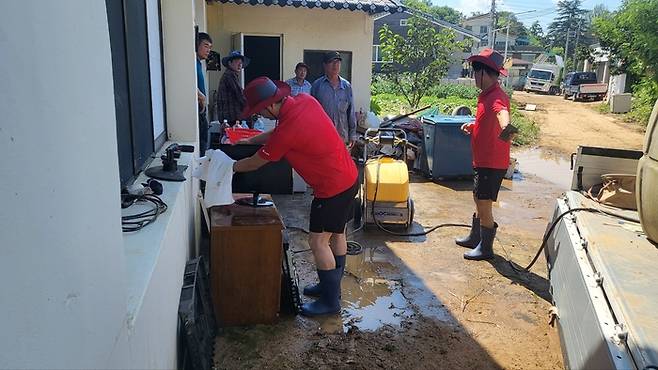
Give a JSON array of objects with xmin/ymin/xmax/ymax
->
[
  {"xmin": 322, "ymin": 51, "xmax": 342, "ymax": 63},
  {"xmin": 295, "ymin": 62, "xmax": 309, "ymax": 71}
]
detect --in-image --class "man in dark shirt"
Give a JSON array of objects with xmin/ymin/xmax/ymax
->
[{"xmin": 216, "ymin": 51, "xmax": 249, "ymax": 124}]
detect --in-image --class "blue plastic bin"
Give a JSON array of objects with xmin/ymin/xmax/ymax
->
[{"xmin": 418, "ymin": 114, "xmax": 474, "ymax": 179}]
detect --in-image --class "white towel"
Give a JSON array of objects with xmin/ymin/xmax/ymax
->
[{"xmin": 192, "ymin": 149, "xmax": 236, "ymax": 208}]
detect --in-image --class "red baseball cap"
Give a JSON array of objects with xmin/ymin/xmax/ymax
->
[
  {"xmin": 468, "ymin": 48, "xmax": 508, "ymax": 77},
  {"xmin": 240, "ymin": 77, "xmax": 291, "ymax": 119}
]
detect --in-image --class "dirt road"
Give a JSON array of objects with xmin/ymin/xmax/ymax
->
[{"xmin": 513, "ymin": 91, "xmax": 645, "ymax": 157}]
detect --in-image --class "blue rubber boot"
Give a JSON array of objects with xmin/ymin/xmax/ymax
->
[
  {"xmin": 455, "ymin": 214, "xmax": 481, "ymax": 248},
  {"xmin": 301, "ymin": 268, "xmax": 342, "ymax": 317},
  {"xmin": 464, "ymin": 223, "xmax": 497, "ymax": 261},
  {"xmin": 303, "ymin": 254, "xmax": 346, "ymax": 297}
]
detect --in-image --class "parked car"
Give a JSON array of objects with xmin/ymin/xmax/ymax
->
[{"xmin": 561, "ymin": 72, "xmax": 607, "ymax": 101}]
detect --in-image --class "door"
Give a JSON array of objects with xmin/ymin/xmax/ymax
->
[
  {"xmin": 243, "ymin": 35, "xmax": 281, "ymax": 85},
  {"xmin": 231, "ymin": 33, "xmax": 245, "ymax": 87}
]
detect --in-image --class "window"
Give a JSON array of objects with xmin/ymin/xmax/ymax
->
[
  {"xmin": 106, "ymin": 0, "xmax": 167, "ymax": 187},
  {"xmin": 480, "ymin": 25, "xmax": 488, "ymax": 35},
  {"xmin": 303, "ymin": 50, "xmax": 353, "ymax": 83},
  {"xmin": 372, "ymin": 45, "xmax": 390, "ymax": 63},
  {"xmin": 400, "ymin": 19, "xmax": 408, "ymax": 27},
  {"xmin": 465, "ymin": 25, "xmax": 472, "ymax": 31}
]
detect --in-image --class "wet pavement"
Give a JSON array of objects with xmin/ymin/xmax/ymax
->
[
  {"xmin": 214, "ymin": 158, "xmax": 568, "ymax": 369},
  {"xmin": 512, "ymin": 147, "xmax": 572, "ymax": 190}
]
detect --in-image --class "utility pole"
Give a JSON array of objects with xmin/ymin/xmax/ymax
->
[
  {"xmin": 573, "ymin": 19, "xmax": 582, "ymax": 72},
  {"xmin": 564, "ymin": 25, "xmax": 571, "ymax": 74},
  {"xmin": 503, "ymin": 22, "xmax": 510, "ymax": 87},
  {"xmin": 488, "ymin": 0, "xmax": 496, "ymax": 48}
]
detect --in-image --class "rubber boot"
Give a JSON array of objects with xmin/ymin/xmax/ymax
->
[
  {"xmin": 455, "ymin": 214, "xmax": 481, "ymax": 248},
  {"xmin": 301, "ymin": 268, "xmax": 342, "ymax": 317},
  {"xmin": 303, "ymin": 254, "xmax": 346, "ymax": 297},
  {"xmin": 464, "ymin": 223, "xmax": 497, "ymax": 261}
]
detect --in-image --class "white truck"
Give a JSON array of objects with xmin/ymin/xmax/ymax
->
[
  {"xmin": 543, "ymin": 101, "xmax": 658, "ymax": 369},
  {"xmin": 524, "ymin": 63, "xmax": 561, "ymax": 95}
]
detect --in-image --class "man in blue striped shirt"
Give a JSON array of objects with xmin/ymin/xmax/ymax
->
[
  {"xmin": 311, "ymin": 51, "xmax": 357, "ymax": 147},
  {"xmin": 286, "ymin": 62, "xmax": 312, "ymax": 96}
]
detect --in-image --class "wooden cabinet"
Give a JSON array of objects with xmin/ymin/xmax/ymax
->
[{"xmin": 209, "ymin": 200, "xmax": 284, "ymax": 327}]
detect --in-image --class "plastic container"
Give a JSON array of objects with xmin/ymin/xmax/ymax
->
[
  {"xmin": 365, "ymin": 157, "xmax": 409, "ymax": 202},
  {"xmin": 419, "ymin": 114, "xmax": 474, "ymax": 179},
  {"xmin": 637, "ymin": 100, "xmax": 658, "ymax": 242},
  {"xmin": 224, "ymin": 128, "xmax": 262, "ymax": 144}
]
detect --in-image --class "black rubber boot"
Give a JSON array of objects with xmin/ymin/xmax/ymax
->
[
  {"xmin": 303, "ymin": 254, "xmax": 346, "ymax": 297},
  {"xmin": 464, "ymin": 223, "xmax": 497, "ymax": 261},
  {"xmin": 301, "ymin": 268, "xmax": 342, "ymax": 317},
  {"xmin": 455, "ymin": 214, "xmax": 481, "ymax": 248}
]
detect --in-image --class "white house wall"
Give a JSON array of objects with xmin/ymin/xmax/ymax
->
[
  {"xmin": 207, "ymin": 3, "xmax": 374, "ymax": 113},
  {"xmin": 0, "ymin": 0, "xmax": 200, "ymax": 368},
  {"xmin": 0, "ymin": 0, "xmax": 127, "ymax": 367}
]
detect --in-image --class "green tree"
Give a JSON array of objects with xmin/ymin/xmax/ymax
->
[
  {"xmin": 529, "ymin": 21, "xmax": 544, "ymax": 38},
  {"xmin": 379, "ymin": 17, "xmax": 466, "ymax": 108},
  {"xmin": 497, "ymin": 11, "xmax": 527, "ymax": 37},
  {"xmin": 402, "ymin": 0, "xmax": 463, "ymax": 24},
  {"xmin": 593, "ymin": 0, "xmax": 658, "ymax": 124},
  {"xmin": 430, "ymin": 6, "xmax": 463, "ymax": 24},
  {"xmin": 547, "ymin": 0, "xmax": 588, "ymax": 58}
]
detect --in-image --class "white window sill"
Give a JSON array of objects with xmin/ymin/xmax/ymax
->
[{"xmin": 121, "ymin": 141, "xmax": 196, "ymax": 324}]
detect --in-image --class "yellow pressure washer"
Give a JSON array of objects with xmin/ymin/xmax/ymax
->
[{"xmin": 354, "ymin": 128, "xmax": 415, "ymax": 230}]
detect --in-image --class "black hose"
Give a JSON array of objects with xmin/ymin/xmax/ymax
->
[{"xmin": 514, "ymin": 201, "xmax": 640, "ymax": 272}]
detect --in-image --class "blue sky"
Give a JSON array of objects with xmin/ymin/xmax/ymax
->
[{"xmin": 434, "ymin": 0, "xmax": 622, "ymax": 29}]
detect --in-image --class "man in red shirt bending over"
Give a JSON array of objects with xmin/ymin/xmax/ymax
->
[
  {"xmin": 456, "ymin": 49, "xmax": 515, "ymax": 261},
  {"xmin": 233, "ymin": 77, "xmax": 358, "ymax": 316}
]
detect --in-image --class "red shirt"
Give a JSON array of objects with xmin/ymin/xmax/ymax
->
[
  {"xmin": 471, "ymin": 83, "xmax": 511, "ymax": 170},
  {"xmin": 258, "ymin": 94, "xmax": 357, "ymax": 198}
]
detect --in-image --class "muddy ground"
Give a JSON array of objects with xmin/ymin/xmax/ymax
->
[
  {"xmin": 513, "ymin": 92, "xmax": 645, "ymax": 158},
  {"xmin": 214, "ymin": 173, "xmax": 565, "ymax": 369},
  {"xmin": 213, "ymin": 91, "xmax": 646, "ymax": 369}
]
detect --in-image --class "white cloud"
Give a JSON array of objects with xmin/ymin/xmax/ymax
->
[{"xmin": 456, "ymin": 0, "xmax": 491, "ymax": 16}]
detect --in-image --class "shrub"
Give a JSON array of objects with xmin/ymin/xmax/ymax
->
[{"xmin": 427, "ymin": 84, "xmax": 480, "ymax": 99}]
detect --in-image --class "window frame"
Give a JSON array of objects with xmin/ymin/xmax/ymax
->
[{"xmin": 106, "ymin": 0, "xmax": 167, "ymax": 188}]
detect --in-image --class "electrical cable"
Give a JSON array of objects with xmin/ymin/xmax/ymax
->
[
  {"xmin": 507, "ymin": 201, "xmax": 641, "ymax": 273},
  {"xmin": 121, "ymin": 194, "xmax": 168, "ymax": 232},
  {"xmin": 285, "ymin": 226, "xmax": 364, "ymax": 255},
  {"xmin": 369, "ymin": 158, "xmax": 471, "ymax": 237}
]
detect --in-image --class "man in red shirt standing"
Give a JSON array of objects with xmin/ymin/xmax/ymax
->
[
  {"xmin": 455, "ymin": 49, "xmax": 514, "ymax": 261},
  {"xmin": 233, "ymin": 77, "xmax": 358, "ymax": 316}
]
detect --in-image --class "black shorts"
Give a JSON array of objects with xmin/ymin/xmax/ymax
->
[
  {"xmin": 309, "ymin": 181, "xmax": 358, "ymax": 234},
  {"xmin": 473, "ymin": 167, "xmax": 507, "ymax": 201}
]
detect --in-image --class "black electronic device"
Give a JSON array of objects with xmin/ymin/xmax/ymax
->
[
  {"xmin": 218, "ymin": 144, "xmax": 293, "ymax": 207},
  {"xmin": 499, "ymin": 123, "xmax": 519, "ymax": 142},
  {"xmin": 145, "ymin": 143, "xmax": 195, "ymax": 182}
]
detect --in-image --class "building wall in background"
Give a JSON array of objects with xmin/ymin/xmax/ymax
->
[{"xmin": 207, "ymin": 3, "xmax": 374, "ymax": 114}]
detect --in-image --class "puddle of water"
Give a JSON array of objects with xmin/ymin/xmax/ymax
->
[
  {"xmin": 315, "ymin": 248, "xmax": 413, "ymax": 333},
  {"xmin": 513, "ymin": 148, "xmax": 572, "ymax": 190}
]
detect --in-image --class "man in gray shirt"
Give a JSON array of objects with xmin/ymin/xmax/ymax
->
[{"xmin": 311, "ymin": 51, "xmax": 357, "ymax": 147}]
